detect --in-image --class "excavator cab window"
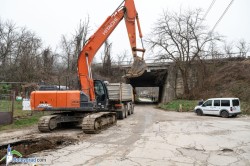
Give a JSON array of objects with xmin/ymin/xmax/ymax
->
[
  {"xmin": 94, "ymin": 80, "xmax": 108, "ymax": 109},
  {"xmin": 94, "ymin": 81, "xmax": 105, "ymax": 100}
]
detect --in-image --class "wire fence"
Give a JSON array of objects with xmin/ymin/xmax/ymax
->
[{"xmin": 0, "ymin": 91, "xmax": 15, "ymax": 125}]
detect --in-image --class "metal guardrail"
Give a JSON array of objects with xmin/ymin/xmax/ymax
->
[{"xmin": 0, "ymin": 91, "xmax": 14, "ymax": 125}]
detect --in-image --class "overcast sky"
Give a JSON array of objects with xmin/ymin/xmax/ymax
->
[{"xmin": 0, "ymin": 0, "xmax": 249, "ymax": 61}]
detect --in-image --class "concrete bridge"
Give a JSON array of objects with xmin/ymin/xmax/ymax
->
[
  {"xmin": 122, "ymin": 61, "xmax": 183, "ymax": 103},
  {"xmin": 94, "ymin": 60, "xmax": 184, "ymax": 103},
  {"xmin": 123, "ymin": 58, "xmax": 247, "ymax": 103},
  {"xmin": 121, "ymin": 62, "xmax": 170, "ymax": 85}
]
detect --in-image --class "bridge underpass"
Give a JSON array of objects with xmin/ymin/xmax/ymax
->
[
  {"xmin": 93, "ymin": 60, "xmax": 177, "ymax": 103},
  {"xmin": 126, "ymin": 67, "xmax": 168, "ymax": 103}
]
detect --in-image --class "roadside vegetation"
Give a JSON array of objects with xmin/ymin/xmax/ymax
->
[
  {"xmin": 189, "ymin": 59, "xmax": 250, "ymax": 115},
  {"xmin": 241, "ymin": 102, "xmax": 250, "ymax": 115},
  {"xmin": 159, "ymin": 100, "xmax": 198, "ymax": 112},
  {"xmin": 0, "ymin": 114, "xmax": 43, "ymax": 131},
  {"xmin": 0, "ymin": 101, "xmax": 46, "ymax": 131},
  {"xmin": 160, "ymin": 99, "xmax": 250, "ymax": 115}
]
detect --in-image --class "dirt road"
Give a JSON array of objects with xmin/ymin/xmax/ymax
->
[{"xmin": 1, "ymin": 105, "xmax": 250, "ymax": 165}]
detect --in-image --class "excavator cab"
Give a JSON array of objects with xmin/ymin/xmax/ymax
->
[{"xmin": 94, "ymin": 80, "xmax": 109, "ymax": 110}]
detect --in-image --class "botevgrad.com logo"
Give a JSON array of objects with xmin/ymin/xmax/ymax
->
[
  {"xmin": 1, "ymin": 144, "xmax": 47, "ymax": 165},
  {"xmin": 0, "ymin": 144, "xmax": 23, "ymax": 165}
]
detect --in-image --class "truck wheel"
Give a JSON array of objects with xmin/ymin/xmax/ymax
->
[
  {"xmin": 131, "ymin": 104, "xmax": 134, "ymax": 114},
  {"xmin": 118, "ymin": 111, "xmax": 125, "ymax": 119},
  {"xmin": 124, "ymin": 105, "xmax": 128, "ymax": 118},
  {"xmin": 221, "ymin": 111, "xmax": 229, "ymax": 118},
  {"xmin": 128, "ymin": 104, "xmax": 131, "ymax": 115}
]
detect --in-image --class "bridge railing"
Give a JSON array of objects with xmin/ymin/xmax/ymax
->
[{"xmin": 92, "ymin": 58, "xmax": 172, "ymax": 68}]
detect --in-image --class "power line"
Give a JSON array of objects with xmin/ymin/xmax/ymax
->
[
  {"xmin": 202, "ymin": 0, "xmax": 216, "ymax": 20},
  {"xmin": 211, "ymin": 0, "xmax": 235, "ymax": 33}
]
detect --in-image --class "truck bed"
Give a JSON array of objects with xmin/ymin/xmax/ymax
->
[{"xmin": 107, "ymin": 83, "xmax": 133, "ymax": 102}]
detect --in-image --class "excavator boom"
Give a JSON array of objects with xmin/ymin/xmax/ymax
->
[{"xmin": 78, "ymin": 0, "xmax": 146, "ymax": 101}]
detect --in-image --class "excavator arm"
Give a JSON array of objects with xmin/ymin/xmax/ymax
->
[{"xmin": 78, "ymin": 0, "xmax": 146, "ymax": 101}]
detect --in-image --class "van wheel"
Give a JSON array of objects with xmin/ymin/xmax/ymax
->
[
  {"xmin": 196, "ymin": 109, "xmax": 203, "ymax": 116},
  {"xmin": 221, "ymin": 111, "xmax": 229, "ymax": 118}
]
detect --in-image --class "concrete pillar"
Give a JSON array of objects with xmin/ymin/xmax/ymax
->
[{"xmin": 161, "ymin": 65, "xmax": 177, "ymax": 103}]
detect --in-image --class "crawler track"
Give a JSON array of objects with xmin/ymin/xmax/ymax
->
[
  {"xmin": 38, "ymin": 115, "xmax": 59, "ymax": 132},
  {"xmin": 82, "ymin": 112, "xmax": 117, "ymax": 134},
  {"xmin": 37, "ymin": 112, "xmax": 117, "ymax": 134}
]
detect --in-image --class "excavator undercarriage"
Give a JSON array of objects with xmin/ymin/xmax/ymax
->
[{"xmin": 38, "ymin": 112, "xmax": 117, "ymax": 134}]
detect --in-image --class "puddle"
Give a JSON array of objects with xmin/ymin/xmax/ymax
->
[{"xmin": 0, "ymin": 136, "xmax": 76, "ymax": 164}]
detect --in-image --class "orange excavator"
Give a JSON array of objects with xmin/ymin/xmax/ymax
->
[{"xmin": 30, "ymin": 0, "xmax": 146, "ymax": 133}]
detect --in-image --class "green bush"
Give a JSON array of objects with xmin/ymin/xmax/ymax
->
[
  {"xmin": 0, "ymin": 84, "xmax": 11, "ymax": 93},
  {"xmin": 159, "ymin": 100, "xmax": 198, "ymax": 112}
]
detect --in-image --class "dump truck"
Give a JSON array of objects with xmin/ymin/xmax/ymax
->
[{"xmin": 107, "ymin": 83, "xmax": 134, "ymax": 119}]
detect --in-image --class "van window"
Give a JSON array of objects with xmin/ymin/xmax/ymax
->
[
  {"xmin": 221, "ymin": 100, "xmax": 230, "ymax": 106},
  {"xmin": 203, "ymin": 100, "xmax": 212, "ymax": 107},
  {"xmin": 232, "ymin": 99, "xmax": 239, "ymax": 106},
  {"xmin": 214, "ymin": 100, "xmax": 220, "ymax": 106}
]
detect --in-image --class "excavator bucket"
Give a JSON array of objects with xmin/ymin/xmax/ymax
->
[{"xmin": 124, "ymin": 56, "xmax": 147, "ymax": 78}]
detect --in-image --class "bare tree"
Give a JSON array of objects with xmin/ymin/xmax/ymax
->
[
  {"xmin": 14, "ymin": 28, "xmax": 43, "ymax": 82},
  {"xmin": 208, "ymin": 41, "xmax": 222, "ymax": 59},
  {"xmin": 147, "ymin": 9, "xmax": 220, "ymax": 95},
  {"xmin": 60, "ymin": 18, "xmax": 90, "ymax": 72},
  {"xmin": 223, "ymin": 41, "xmax": 234, "ymax": 58},
  {"xmin": 60, "ymin": 18, "xmax": 90, "ymax": 89},
  {"xmin": 0, "ymin": 20, "xmax": 44, "ymax": 82},
  {"xmin": 117, "ymin": 50, "xmax": 129, "ymax": 66},
  {"xmin": 0, "ymin": 20, "xmax": 18, "ymax": 78},
  {"xmin": 236, "ymin": 39, "xmax": 249, "ymax": 58},
  {"xmin": 42, "ymin": 47, "xmax": 55, "ymax": 79},
  {"xmin": 102, "ymin": 40, "xmax": 112, "ymax": 75},
  {"xmin": 61, "ymin": 35, "xmax": 73, "ymax": 72},
  {"xmin": 72, "ymin": 17, "xmax": 90, "ymax": 72},
  {"xmin": 74, "ymin": 18, "xmax": 90, "ymax": 56}
]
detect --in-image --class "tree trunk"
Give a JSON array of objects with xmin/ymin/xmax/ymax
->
[{"xmin": 180, "ymin": 68, "xmax": 190, "ymax": 95}]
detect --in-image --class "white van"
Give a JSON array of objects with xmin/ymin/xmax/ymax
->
[{"xmin": 194, "ymin": 98, "xmax": 241, "ymax": 118}]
